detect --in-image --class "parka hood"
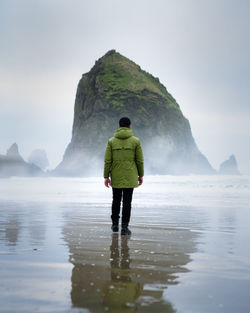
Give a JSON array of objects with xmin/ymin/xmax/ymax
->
[{"xmin": 114, "ymin": 127, "xmax": 133, "ymax": 139}]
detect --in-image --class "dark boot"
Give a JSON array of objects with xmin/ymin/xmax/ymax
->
[
  {"xmin": 111, "ymin": 222, "xmax": 119, "ymax": 232},
  {"xmin": 121, "ymin": 224, "xmax": 131, "ymax": 235}
]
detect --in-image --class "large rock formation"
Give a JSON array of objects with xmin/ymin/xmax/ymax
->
[
  {"xmin": 6, "ymin": 143, "xmax": 24, "ymax": 161},
  {"xmin": 56, "ymin": 50, "xmax": 215, "ymax": 176},
  {"xmin": 28, "ymin": 149, "xmax": 49, "ymax": 170},
  {"xmin": 0, "ymin": 143, "xmax": 43, "ymax": 178},
  {"xmin": 219, "ymin": 154, "xmax": 240, "ymax": 175}
]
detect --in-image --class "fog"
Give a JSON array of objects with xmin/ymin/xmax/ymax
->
[
  {"xmin": 1, "ymin": 0, "xmax": 250, "ymax": 173},
  {"xmin": 0, "ymin": 130, "xmax": 239, "ymax": 177}
]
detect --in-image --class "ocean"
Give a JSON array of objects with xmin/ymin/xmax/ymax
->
[{"xmin": 0, "ymin": 175, "xmax": 250, "ymax": 313}]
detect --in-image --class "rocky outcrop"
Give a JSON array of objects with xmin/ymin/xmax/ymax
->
[
  {"xmin": 219, "ymin": 154, "xmax": 240, "ymax": 175},
  {"xmin": 28, "ymin": 149, "xmax": 49, "ymax": 170},
  {"xmin": 6, "ymin": 143, "xmax": 24, "ymax": 161},
  {"xmin": 55, "ymin": 50, "xmax": 215, "ymax": 176},
  {"xmin": 0, "ymin": 143, "xmax": 43, "ymax": 178}
]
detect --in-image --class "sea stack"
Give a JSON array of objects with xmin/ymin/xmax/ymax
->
[
  {"xmin": 55, "ymin": 50, "xmax": 215, "ymax": 176},
  {"xmin": 219, "ymin": 155, "xmax": 240, "ymax": 175},
  {"xmin": 28, "ymin": 149, "xmax": 49, "ymax": 170},
  {"xmin": 6, "ymin": 143, "xmax": 24, "ymax": 161},
  {"xmin": 0, "ymin": 143, "xmax": 43, "ymax": 178}
]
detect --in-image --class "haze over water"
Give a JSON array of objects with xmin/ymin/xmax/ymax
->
[{"xmin": 0, "ymin": 175, "xmax": 250, "ymax": 313}]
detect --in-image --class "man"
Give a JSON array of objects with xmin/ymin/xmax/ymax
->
[{"xmin": 104, "ymin": 117, "xmax": 144, "ymax": 235}]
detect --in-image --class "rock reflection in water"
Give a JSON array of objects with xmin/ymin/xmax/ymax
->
[
  {"xmin": 4, "ymin": 217, "xmax": 21, "ymax": 246},
  {"xmin": 0, "ymin": 202, "xmax": 47, "ymax": 247},
  {"xmin": 63, "ymin": 215, "xmax": 198, "ymax": 313}
]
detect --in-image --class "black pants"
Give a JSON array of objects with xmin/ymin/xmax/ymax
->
[{"xmin": 111, "ymin": 188, "xmax": 134, "ymax": 225}]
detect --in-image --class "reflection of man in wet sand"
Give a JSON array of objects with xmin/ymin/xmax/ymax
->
[
  {"xmin": 66, "ymin": 224, "xmax": 189, "ymax": 312},
  {"xmin": 102, "ymin": 234, "xmax": 143, "ymax": 312},
  {"xmin": 104, "ymin": 117, "xmax": 144, "ymax": 235}
]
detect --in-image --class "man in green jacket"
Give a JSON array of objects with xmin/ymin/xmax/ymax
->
[{"xmin": 104, "ymin": 117, "xmax": 144, "ymax": 235}]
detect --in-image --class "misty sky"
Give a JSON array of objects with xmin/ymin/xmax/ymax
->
[{"xmin": 1, "ymin": 0, "xmax": 250, "ymax": 172}]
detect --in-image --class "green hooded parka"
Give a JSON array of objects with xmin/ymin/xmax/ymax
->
[{"xmin": 104, "ymin": 127, "xmax": 144, "ymax": 188}]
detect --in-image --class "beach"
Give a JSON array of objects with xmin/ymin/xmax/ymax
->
[{"xmin": 0, "ymin": 175, "xmax": 250, "ymax": 313}]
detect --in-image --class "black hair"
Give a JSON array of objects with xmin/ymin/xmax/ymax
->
[{"xmin": 119, "ymin": 117, "xmax": 131, "ymax": 127}]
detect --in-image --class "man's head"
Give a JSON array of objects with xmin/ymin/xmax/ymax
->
[{"xmin": 119, "ymin": 117, "xmax": 131, "ymax": 128}]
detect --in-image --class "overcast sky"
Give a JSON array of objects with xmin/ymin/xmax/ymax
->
[{"xmin": 1, "ymin": 0, "xmax": 250, "ymax": 172}]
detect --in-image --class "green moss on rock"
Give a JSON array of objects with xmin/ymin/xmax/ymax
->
[{"xmin": 56, "ymin": 50, "xmax": 214, "ymax": 176}]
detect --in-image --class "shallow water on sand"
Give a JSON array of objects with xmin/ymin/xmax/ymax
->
[{"xmin": 0, "ymin": 176, "xmax": 250, "ymax": 313}]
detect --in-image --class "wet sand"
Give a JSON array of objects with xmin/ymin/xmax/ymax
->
[{"xmin": 0, "ymin": 176, "xmax": 250, "ymax": 313}]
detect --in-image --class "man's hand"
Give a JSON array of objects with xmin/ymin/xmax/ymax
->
[
  {"xmin": 138, "ymin": 176, "xmax": 143, "ymax": 186},
  {"xmin": 104, "ymin": 178, "xmax": 111, "ymax": 188}
]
